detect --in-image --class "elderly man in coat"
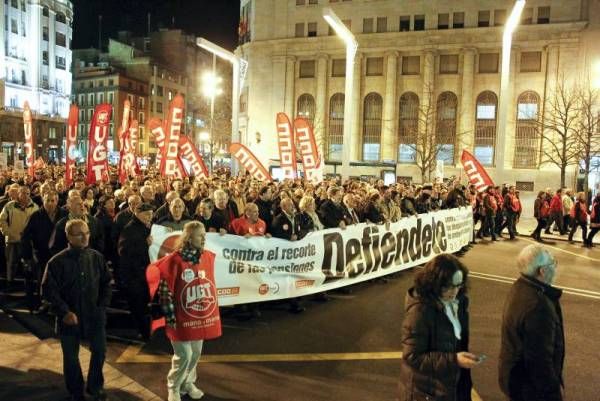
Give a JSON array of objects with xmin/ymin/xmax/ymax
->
[{"xmin": 499, "ymin": 244, "xmax": 565, "ymax": 401}]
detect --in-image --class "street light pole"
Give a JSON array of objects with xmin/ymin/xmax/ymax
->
[
  {"xmin": 323, "ymin": 7, "xmax": 358, "ymax": 179},
  {"xmin": 496, "ymin": 0, "xmax": 526, "ymax": 182},
  {"xmin": 196, "ymin": 38, "xmax": 247, "ymax": 176},
  {"xmin": 209, "ymin": 54, "xmax": 216, "ymax": 174}
]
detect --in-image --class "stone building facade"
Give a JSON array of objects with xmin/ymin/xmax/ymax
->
[{"xmin": 237, "ymin": 0, "xmax": 600, "ymax": 192}]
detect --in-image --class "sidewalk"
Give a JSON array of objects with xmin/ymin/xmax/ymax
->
[
  {"xmin": 517, "ymin": 216, "xmax": 599, "ymax": 245},
  {"xmin": 0, "ymin": 310, "xmax": 163, "ymax": 401}
]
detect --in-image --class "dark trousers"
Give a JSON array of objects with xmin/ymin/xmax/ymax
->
[
  {"xmin": 505, "ymin": 212, "xmax": 517, "ymax": 239},
  {"xmin": 478, "ymin": 214, "xmax": 496, "ymax": 239},
  {"xmin": 60, "ymin": 326, "xmax": 106, "ymax": 396},
  {"xmin": 587, "ymin": 227, "xmax": 600, "ymax": 245},
  {"xmin": 125, "ymin": 279, "xmax": 150, "ymax": 339},
  {"xmin": 568, "ymin": 222, "xmax": 587, "ymax": 242},
  {"xmin": 546, "ymin": 212, "xmax": 565, "ymax": 234},
  {"xmin": 533, "ymin": 218, "xmax": 546, "ymax": 240}
]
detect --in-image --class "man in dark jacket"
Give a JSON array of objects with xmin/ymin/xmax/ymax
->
[
  {"xmin": 118, "ymin": 203, "xmax": 153, "ymax": 340},
  {"xmin": 499, "ymin": 245, "xmax": 564, "ymax": 401},
  {"xmin": 50, "ymin": 196, "xmax": 104, "ymax": 256},
  {"xmin": 271, "ymin": 198, "xmax": 299, "ymax": 240},
  {"xmin": 41, "ymin": 219, "xmax": 112, "ymax": 401},
  {"xmin": 21, "ymin": 191, "xmax": 67, "ymax": 311},
  {"xmin": 255, "ymin": 186, "xmax": 274, "ymax": 232},
  {"xmin": 318, "ymin": 186, "xmax": 349, "ymax": 229}
]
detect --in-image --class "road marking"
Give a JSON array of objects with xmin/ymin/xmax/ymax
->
[
  {"xmin": 521, "ymin": 237, "xmax": 600, "ymax": 263},
  {"xmin": 469, "ymin": 272, "xmax": 600, "ymax": 300}
]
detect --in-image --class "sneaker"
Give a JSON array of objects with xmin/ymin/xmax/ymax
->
[
  {"xmin": 167, "ymin": 389, "xmax": 181, "ymax": 401},
  {"xmin": 181, "ymin": 383, "xmax": 204, "ymax": 399}
]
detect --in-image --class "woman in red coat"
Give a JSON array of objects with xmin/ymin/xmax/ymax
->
[{"xmin": 147, "ymin": 221, "xmax": 222, "ymax": 401}]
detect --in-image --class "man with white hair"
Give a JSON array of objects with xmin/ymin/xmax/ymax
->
[{"xmin": 498, "ymin": 244, "xmax": 565, "ymax": 401}]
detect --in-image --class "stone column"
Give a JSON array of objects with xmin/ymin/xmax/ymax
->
[
  {"xmin": 315, "ymin": 54, "xmax": 329, "ymax": 156},
  {"xmin": 350, "ymin": 51, "xmax": 363, "ymax": 161},
  {"xmin": 284, "ymin": 56, "xmax": 296, "ymax": 118},
  {"xmin": 381, "ymin": 51, "xmax": 399, "ymax": 161},
  {"xmin": 459, "ymin": 48, "xmax": 476, "ymax": 156}
]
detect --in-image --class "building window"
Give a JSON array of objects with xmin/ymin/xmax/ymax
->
[
  {"xmin": 363, "ymin": 18, "xmax": 373, "ymax": 33},
  {"xmin": 438, "ymin": 13, "xmax": 449, "ymax": 29},
  {"xmin": 479, "ymin": 53, "xmax": 499, "ymax": 73},
  {"xmin": 42, "ymin": 6, "xmax": 48, "ymax": 16},
  {"xmin": 157, "ymin": 102, "xmax": 163, "ymax": 113},
  {"xmin": 398, "ymin": 92, "xmax": 419, "ymax": 163},
  {"xmin": 399, "ymin": 15, "xmax": 410, "ymax": 32},
  {"xmin": 20, "ymin": 0, "xmax": 25, "ymax": 11},
  {"xmin": 139, "ymin": 112, "xmax": 145, "ymax": 124},
  {"xmin": 435, "ymin": 92, "xmax": 458, "ymax": 164},
  {"xmin": 376, "ymin": 17, "xmax": 387, "ymax": 33},
  {"xmin": 520, "ymin": 51, "xmax": 542, "ymax": 72},
  {"xmin": 514, "ymin": 91, "xmax": 541, "ymax": 168},
  {"xmin": 362, "ymin": 93, "xmax": 383, "ymax": 161},
  {"xmin": 43, "ymin": 26, "xmax": 49, "ymax": 41},
  {"xmin": 168, "ymin": 90, "xmax": 173, "ymax": 101},
  {"xmin": 10, "ymin": 0, "xmax": 16, "ymax": 8},
  {"xmin": 78, "ymin": 95, "xmax": 85, "ymax": 106},
  {"xmin": 537, "ymin": 7, "xmax": 550, "ymax": 24},
  {"xmin": 139, "ymin": 97, "xmax": 145, "ymax": 109},
  {"xmin": 402, "ymin": 56, "xmax": 420, "ymax": 75},
  {"xmin": 20, "ymin": 70, "xmax": 26, "ymax": 85},
  {"xmin": 332, "ymin": 58, "xmax": 346, "ymax": 77},
  {"xmin": 308, "ymin": 0, "xmax": 317, "ymax": 4},
  {"xmin": 56, "ymin": 32, "xmax": 66, "ymax": 47},
  {"xmin": 108, "ymin": 92, "xmax": 114, "ymax": 104},
  {"xmin": 108, "ymin": 79, "xmax": 114, "ymax": 86},
  {"xmin": 296, "ymin": 0, "xmax": 305, "ymax": 4},
  {"xmin": 327, "ymin": 93, "xmax": 344, "ymax": 161},
  {"xmin": 307, "ymin": 22, "xmax": 317, "ymax": 37},
  {"xmin": 439, "ymin": 55, "xmax": 459, "ymax": 74},
  {"xmin": 157, "ymin": 85, "xmax": 164, "ymax": 96},
  {"xmin": 494, "ymin": 9, "xmax": 506, "ymax": 26},
  {"xmin": 299, "ymin": 60, "xmax": 316, "ymax": 78},
  {"xmin": 88, "ymin": 109, "xmax": 94, "ymax": 120},
  {"xmin": 453, "ymin": 12, "xmax": 465, "ymax": 28},
  {"xmin": 42, "ymin": 51, "xmax": 48, "ymax": 65},
  {"xmin": 89, "ymin": 93, "xmax": 95, "ymax": 106},
  {"xmin": 366, "ymin": 57, "xmax": 383, "ymax": 76},
  {"xmin": 56, "ymin": 56, "xmax": 66, "ymax": 70},
  {"xmin": 414, "ymin": 15, "xmax": 425, "ymax": 31},
  {"xmin": 98, "ymin": 80, "xmax": 104, "ymax": 87},
  {"xmin": 342, "ymin": 19, "xmax": 351, "ymax": 30},
  {"xmin": 56, "ymin": 13, "xmax": 66, "ymax": 24},
  {"xmin": 297, "ymin": 93, "xmax": 316, "ymax": 127},
  {"xmin": 295, "ymin": 22, "xmax": 304, "ymax": 37},
  {"xmin": 98, "ymin": 93, "xmax": 103, "ymax": 103},
  {"xmin": 478, "ymin": 10, "xmax": 490, "ymax": 27},
  {"xmin": 522, "ymin": 8, "xmax": 533, "ymax": 24},
  {"xmin": 21, "ymin": 21, "xmax": 25, "ymax": 36},
  {"xmin": 49, "ymin": 127, "xmax": 57, "ymax": 139},
  {"xmin": 11, "ymin": 19, "xmax": 17, "ymax": 34},
  {"xmin": 474, "ymin": 91, "xmax": 498, "ymax": 166}
]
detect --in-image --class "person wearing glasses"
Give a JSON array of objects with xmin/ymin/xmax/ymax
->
[
  {"xmin": 41, "ymin": 219, "xmax": 112, "ymax": 401},
  {"xmin": 397, "ymin": 254, "xmax": 479, "ymax": 401},
  {"xmin": 499, "ymin": 245, "xmax": 565, "ymax": 401}
]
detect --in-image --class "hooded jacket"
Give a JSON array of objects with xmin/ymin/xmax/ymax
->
[{"xmin": 398, "ymin": 288, "xmax": 472, "ymax": 401}]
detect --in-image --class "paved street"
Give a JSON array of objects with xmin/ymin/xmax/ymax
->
[
  {"xmin": 2, "ymin": 234, "xmax": 599, "ymax": 401},
  {"xmin": 104, "ymin": 235, "xmax": 600, "ymax": 401}
]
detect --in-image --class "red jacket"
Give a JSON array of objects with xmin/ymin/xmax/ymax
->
[
  {"xmin": 147, "ymin": 250, "xmax": 222, "ymax": 342},
  {"xmin": 549, "ymin": 194, "xmax": 563, "ymax": 213}
]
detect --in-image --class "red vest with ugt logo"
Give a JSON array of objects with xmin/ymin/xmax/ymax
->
[{"xmin": 147, "ymin": 250, "xmax": 222, "ymax": 342}]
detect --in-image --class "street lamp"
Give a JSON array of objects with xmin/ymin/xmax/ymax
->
[
  {"xmin": 202, "ymin": 68, "xmax": 222, "ymax": 174},
  {"xmin": 323, "ymin": 7, "xmax": 358, "ymax": 179},
  {"xmin": 496, "ymin": 0, "xmax": 526, "ymax": 180},
  {"xmin": 196, "ymin": 37, "xmax": 247, "ymax": 176}
]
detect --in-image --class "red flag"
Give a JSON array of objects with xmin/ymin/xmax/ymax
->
[
  {"xmin": 276, "ymin": 113, "xmax": 297, "ymax": 180},
  {"xmin": 229, "ymin": 143, "xmax": 272, "ymax": 182},
  {"xmin": 160, "ymin": 94, "xmax": 185, "ymax": 178},
  {"xmin": 128, "ymin": 120, "xmax": 141, "ymax": 175},
  {"xmin": 179, "ymin": 136, "xmax": 209, "ymax": 178},
  {"xmin": 117, "ymin": 100, "xmax": 131, "ymax": 184},
  {"xmin": 65, "ymin": 104, "xmax": 78, "ymax": 188},
  {"xmin": 85, "ymin": 104, "xmax": 112, "ymax": 185},
  {"xmin": 460, "ymin": 149, "xmax": 495, "ymax": 192},
  {"xmin": 293, "ymin": 118, "xmax": 323, "ymax": 184},
  {"xmin": 23, "ymin": 101, "xmax": 35, "ymax": 176},
  {"xmin": 149, "ymin": 117, "xmax": 186, "ymax": 178}
]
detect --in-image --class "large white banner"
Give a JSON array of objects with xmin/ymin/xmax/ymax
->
[{"xmin": 149, "ymin": 207, "xmax": 473, "ymax": 306}]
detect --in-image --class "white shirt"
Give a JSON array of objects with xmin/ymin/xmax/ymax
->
[{"xmin": 441, "ymin": 298, "xmax": 462, "ymax": 340}]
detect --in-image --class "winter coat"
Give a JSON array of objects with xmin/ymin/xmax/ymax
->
[
  {"xmin": 0, "ymin": 200, "xmax": 39, "ymax": 242},
  {"xmin": 118, "ymin": 216, "xmax": 151, "ymax": 283},
  {"xmin": 49, "ymin": 214, "xmax": 105, "ymax": 257},
  {"xmin": 398, "ymin": 288, "xmax": 472, "ymax": 401},
  {"xmin": 21, "ymin": 207, "xmax": 68, "ymax": 268},
  {"xmin": 41, "ymin": 246, "xmax": 112, "ymax": 337},
  {"xmin": 318, "ymin": 199, "xmax": 349, "ymax": 228},
  {"xmin": 499, "ymin": 274, "xmax": 565, "ymax": 401}
]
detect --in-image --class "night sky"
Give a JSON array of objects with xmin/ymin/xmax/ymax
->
[{"xmin": 72, "ymin": 0, "xmax": 240, "ymax": 51}]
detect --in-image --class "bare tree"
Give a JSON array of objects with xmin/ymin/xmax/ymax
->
[
  {"xmin": 539, "ymin": 77, "xmax": 581, "ymax": 187},
  {"xmin": 574, "ymin": 84, "xmax": 600, "ymax": 200}
]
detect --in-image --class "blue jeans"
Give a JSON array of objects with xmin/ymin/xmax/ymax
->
[{"xmin": 59, "ymin": 323, "xmax": 106, "ymax": 396}]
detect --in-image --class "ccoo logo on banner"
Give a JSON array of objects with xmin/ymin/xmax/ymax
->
[{"xmin": 149, "ymin": 207, "xmax": 473, "ymax": 306}]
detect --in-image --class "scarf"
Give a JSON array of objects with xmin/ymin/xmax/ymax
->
[{"xmin": 180, "ymin": 246, "xmax": 200, "ymax": 264}]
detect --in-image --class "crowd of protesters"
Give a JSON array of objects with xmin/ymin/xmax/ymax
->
[{"xmin": 0, "ymin": 164, "xmax": 598, "ymax": 324}]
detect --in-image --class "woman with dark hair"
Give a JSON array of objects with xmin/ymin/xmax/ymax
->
[{"xmin": 398, "ymin": 254, "xmax": 479, "ymax": 401}]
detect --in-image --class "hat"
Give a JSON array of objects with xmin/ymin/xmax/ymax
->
[
  {"xmin": 137, "ymin": 203, "xmax": 154, "ymax": 212},
  {"xmin": 422, "ymin": 183, "xmax": 433, "ymax": 191}
]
